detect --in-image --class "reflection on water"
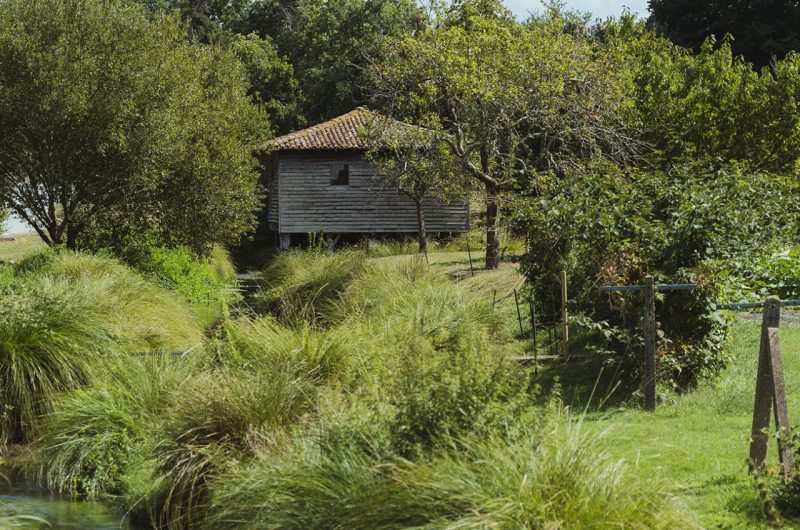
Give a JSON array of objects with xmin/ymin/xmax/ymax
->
[{"xmin": 0, "ymin": 483, "xmax": 132, "ymax": 529}]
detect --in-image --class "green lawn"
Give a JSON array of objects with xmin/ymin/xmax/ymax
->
[
  {"xmin": 541, "ymin": 321, "xmax": 800, "ymax": 529},
  {"xmin": 415, "ymin": 251, "xmax": 800, "ymax": 528},
  {"xmin": 0, "ymin": 232, "xmax": 45, "ymax": 262}
]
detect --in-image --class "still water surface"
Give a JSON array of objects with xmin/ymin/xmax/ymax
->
[{"xmin": 0, "ymin": 483, "xmax": 134, "ymax": 529}]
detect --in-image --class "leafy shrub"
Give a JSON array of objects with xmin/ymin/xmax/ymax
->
[
  {"xmin": 135, "ymin": 245, "xmax": 238, "ymax": 304},
  {"xmin": 714, "ymin": 246, "xmax": 800, "ymax": 303},
  {"xmin": 513, "ymin": 160, "xmax": 797, "ymax": 390},
  {"xmin": 761, "ymin": 431, "xmax": 800, "ymax": 521}
]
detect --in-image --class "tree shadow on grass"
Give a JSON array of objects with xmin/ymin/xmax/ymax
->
[{"xmin": 531, "ymin": 354, "xmax": 643, "ymax": 411}]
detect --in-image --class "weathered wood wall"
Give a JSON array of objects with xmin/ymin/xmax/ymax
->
[
  {"xmin": 264, "ymin": 155, "xmax": 279, "ymax": 230},
  {"xmin": 270, "ymin": 151, "xmax": 469, "ymax": 234}
]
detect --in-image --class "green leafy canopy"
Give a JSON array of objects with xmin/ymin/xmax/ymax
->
[{"xmin": 0, "ymin": 0, "xmax": 266, "ymax": 252}]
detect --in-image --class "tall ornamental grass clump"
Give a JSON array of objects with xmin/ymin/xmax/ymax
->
[
  {"xmin": 205, "ymin": 406, "xmax": 693, "ymax": 530},
  {"xmin": 0, "ymin": 251, "xmax": 204, "ymax": 443},
  {"xmin": 222, "ymin": 316, "xmax": 353, "ymax": 386},
  {"xmin": 35, "ymin": 312, "xmax": 352, "ymax": 527},
  {"xmin": 258, "ymin": 249, "xmax": 365, "ymax": 323},
  {"xmin": 331, "ymin": 257, "xmax": 527, "ymax": 456}
]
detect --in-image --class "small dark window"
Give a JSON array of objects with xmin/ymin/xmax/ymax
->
[{"xmin": 330, "ymin": 164, "xmax": 350, "ymax": 186}]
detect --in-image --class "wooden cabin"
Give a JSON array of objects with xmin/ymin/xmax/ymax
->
[{"xmin": 259, "ymin": 108, "xmax": 469, "ymax": 249}]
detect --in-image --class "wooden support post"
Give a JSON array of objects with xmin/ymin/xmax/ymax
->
[
  {"xmin": 529, "ymin": 296, "xmax": 538, "ymax": 369},
  {"xmin": 749, "ymin": 296, "xmax": 794, "ymax": 478},
  {"xmin": 561, "ymin": 270, "xmax": 569, "ymax": 358},
  {"xmin": 492, "ymin": 289, "xmax": 497, "ymax": 309},
  {"xmin": 529, "ymin": 295, "xmax": 537, "ymax": 355},
  {"xmin": 466, "ymin": 237, "xmax": 475, "ymax": 277},
  {"xmin": 514, "ymin": 289, "xmax": 524, "ymax": 335},
  {"xmin": 643, "ymin": 275, "xmax": 656, "ymax": 412},
  {"xmin": 326, "ymin": 234, "xmax": 342, "ymax": 251},
  {"xmin": 770, "ymin": 326, "xmax": 794, "ymax": 478}
]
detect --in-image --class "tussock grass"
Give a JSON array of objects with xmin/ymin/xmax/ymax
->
[
  {"xmin": 364, "ymin": 238, "xmax": 418, "ymax": 257},
  {"xmin": 258, "ymin": 249, "xmax": 365, "ymax": 323},
  {"xmin": 26, "ymin": 249, "xmax": 697, "ymax": 529},
  {"xmin": 206, "ymin": 406, "xmax": 694, "ymax": 530},
  {"xmin": 0, "ymin": 251, "xmax": 204, "ymax": 443},
  {"xmin": 224, "ymin": 316, "xmax": 353, "ymax": 386},
  {"xmin": 34, "ymin": 356, "xmax": 200, "ymax": 499}
]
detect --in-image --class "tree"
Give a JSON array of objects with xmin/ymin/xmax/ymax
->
[
  {"xmin": 229, "ymin": 33, "xmax": 302, "ymax": 135},
  {"xmin": 647, "ymin": 0, "xmax": 800, "ymax": 69},
  {"xmin": 245, "ymin": 0, "xmax": 425, "ymax": 124},
  {"xmin": 374, "ymin": 6, "xmax": 638, "ymax": 268},
  {"xmin": 0, "ymin": 0, "xmax": 264, "ymax": 252},
  {"xmin": 364, "ymin": 124, "xmax": 467, "ymax": 253},
  {"xmin": 628, "ymin": 29, "xmax": 800, "ymax": 172},
  {"xmin": 134, "ymin": 0, "xmax": 253, "ymax": 42},
  {"xmin": 138, "ymin": 0, "xmax": 424, "ymax": 132}
]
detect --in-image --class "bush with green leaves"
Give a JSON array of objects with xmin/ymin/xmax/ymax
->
[
  {"xmin": 138, "ymin": 245, "xmax": 238, "ymax": 304},
  {"xmin": 710, "ymin": 246, "xmax": 800, "ymax": 304},
  {"xmin": 512, "ymin": 160, "xmax": 798, "ymax": 390},
  {"xmin": 99, "ymin": 234, "xmax": 239, "ymax": 304}
]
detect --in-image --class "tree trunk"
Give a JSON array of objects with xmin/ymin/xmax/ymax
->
[
  {"xmin": 47, "ymin": 221, "xmax": 63, "ymax": 247},
  {"xmin": 485, "ymin": 181, "xmax": 500, "ymax": 270},
  {"xmin": 65, "ymin": 223, "xmax": 78, "ymax": 250},
  {"xmin": 415, "ymin": 198, "xmax": 428, "ymax": 254}
]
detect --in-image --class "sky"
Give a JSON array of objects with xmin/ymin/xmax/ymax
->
[{"xmin": 505, "ymin": 0, "xmax": 648, "ymax": 20}]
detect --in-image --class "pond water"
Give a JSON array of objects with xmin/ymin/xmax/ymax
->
[{"xmin": 0, "ymin": 484, "xmax": 134, "ymax": 529}]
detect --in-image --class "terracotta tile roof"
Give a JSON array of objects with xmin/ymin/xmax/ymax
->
[{"xmin": 261, "ymin": 107, "xmax": 422, "ymax": 151}]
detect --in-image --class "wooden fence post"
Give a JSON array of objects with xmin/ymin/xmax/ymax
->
[
  {"xmin": 513, "ymin": 289, "xmax": 524, "ymax": 335},
  {"xmin": 466, "ymin": 237, "xmax": 474, "ymax": 277},
  {"xmin": 529, "ymin": 295, "xmax": 537, "ymax": 355},
  {"xmin": 561, "ymin": 270, "xmax": 569, "ymax": 358},
  {"xmin": 749, "ymin": 296, "xmax": 794, "ymax": 478},
  {"xmin": 643, "ymin": 275, "xmax": 656, "ymax": 412}
]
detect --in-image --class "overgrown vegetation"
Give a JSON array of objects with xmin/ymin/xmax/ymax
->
[
  {"xmin": 514, "ymin": 161, "xmax": 799, "ymax": 391},
  {"xmin": 5, "ymin": 0, "xmax": 800, "ymax": 528},
  {"xmin": 0, "ymin": 251, "xmax": 204, "ymax": 444},
  {"xmin": 0, "ymin": 249, "xmax": 692, "ymax": 529}
]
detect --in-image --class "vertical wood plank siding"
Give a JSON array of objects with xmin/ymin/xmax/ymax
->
[
  {"xmin": 265, "ymin": 155, "xmax": 280, "ymax": 228},
  {"xmin": 276, "ymin": 153, "xmax": 469, "ymax": 234}
]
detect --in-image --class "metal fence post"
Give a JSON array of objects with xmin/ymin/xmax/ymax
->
[
  {"xmin": 561, "ymin": 270, "xmax": 569, "ymax": 358},
  {"xmin": 643, "ymin": 275, "xmax": 656, "ymax": 412}
]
